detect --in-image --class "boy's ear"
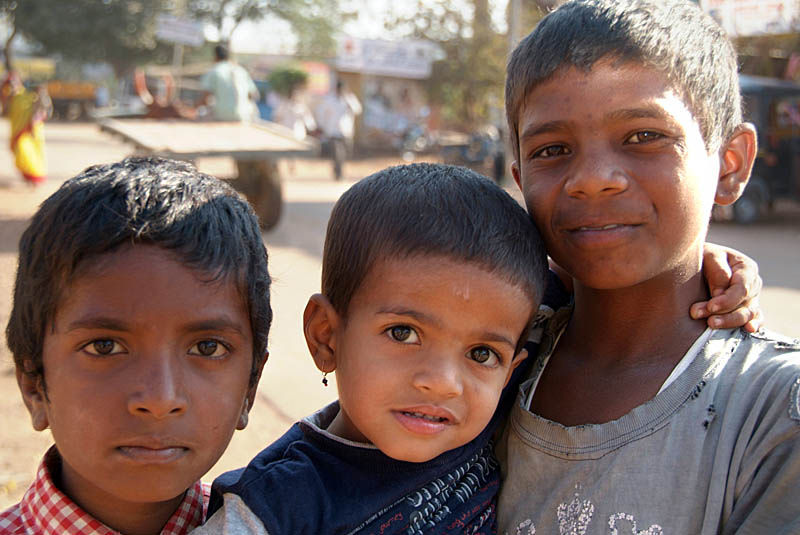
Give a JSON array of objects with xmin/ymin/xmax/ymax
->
[
  {"xmin": 715, "ymin": 123, "xmax": 757, "ymax": 206},
  {"xmin": 303, "ymin": 293, "xmax": 340, "ymax": 375},
  {"xmin": 16, "ymin": 366, "xmax": 49, "ymax": 432},
  {"xmin": 237, "ymin": 351, "xmax": 268, "ymax": 430},
  {"xmin": 511, "ymin": 160, "xmax": 522, "ymax": 190},
  {"xmin": 503, "ymin": 348, "xmax": 528, "ymax": 388}
]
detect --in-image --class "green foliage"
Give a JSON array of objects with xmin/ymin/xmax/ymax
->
[
  {"xmin": 267, "ymin": 65, "xmax": 308, "ymax": 97},
  {"xmin": 188, "ymin": 0, "xmax": 347, "ymax": 57},
  {"xmin": 5, "ymin": 0, "xmax": 173, "ymax": 75},
  {"xmin": 387, "ymin": 0, "xmax": 545, "ymax": 130}
]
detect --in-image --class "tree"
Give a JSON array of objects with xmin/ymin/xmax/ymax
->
[
  {"xmin": 187, "ymin": 0, "xmax": 346, "ymax": 57},
  {"xmin": 387, "ymin": 0, "xmax": 545, "ymax": 130},
  {"xmin": 268, "ymin": 64, "xmax": 308, "ymax": 97},
  {"xmin": 2, "ymin": 0, "xmax": 172, "ymax": 76}
]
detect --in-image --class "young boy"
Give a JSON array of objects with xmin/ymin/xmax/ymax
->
[
  {"xmin": 498, "ymin": 1, "xmax": 800, "ymax": 533},
  {"xmin": 197, "ymin": 163, "xmax": 760, "ymax": 535},
  {"xmin": 199, "ymin": 163, "xmax": 550, "ymax": 534},
  {"xmin": 1, "ymin": 157, "xmax": 272, "ymax": 535}
]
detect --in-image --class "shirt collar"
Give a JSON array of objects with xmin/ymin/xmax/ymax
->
[{"xmin": 20, "ymin": 447, "xmax": 208, "ymax": 535}]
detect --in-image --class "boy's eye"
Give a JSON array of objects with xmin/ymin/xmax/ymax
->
[
  {"xmin": 189, "ymin": 340, "xmax": 229, "ymax": 358},
  {"xmin": 83, "ymin": 339, "xmax": 124, "ymax": 356},
  {"xmin": 386, "ymin": 325, "xmax": 420, "ymax": 344},
  {"xmin": 532, "ymin": 144, "xmax": 570, "ymax": 159},
  {"xmin": 625, "ymin": 130, "xmax": 663, "ymax": 144},
  {"xmin": 467, "ymin": 346, "xmax": 500, "ymax": 366}
]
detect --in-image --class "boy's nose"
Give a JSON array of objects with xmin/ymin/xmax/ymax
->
[
  {"xmin": 127, "ymin": 358, "xmax": 188, "ymax": 419},
  {"xmin": 411, "ymin": 356, "xmax": 464, "ymax": 399},
  {"xmin": 565, "ymin": 151, "xmax": 629, "ymax": 198}
]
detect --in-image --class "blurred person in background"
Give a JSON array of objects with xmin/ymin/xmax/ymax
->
[
  {"xmin": 201, "ymin": 44, "xmax": 258, "ymax": 121},
  {"xmin": 316, "ymin": 80, "xmax": 361, "ymax": 180},
  {"xmin": 1, "ymin": 71, "xmax": 50, "ymax": 185}
]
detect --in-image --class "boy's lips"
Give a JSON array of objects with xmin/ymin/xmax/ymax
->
[
  {"xmin": 392, "ymin": 405, "xmax": 458, "ymax": 435},
  {"xmin": 564, "ymin": 222, "xmax": 640, "ymax": 248},
  {"xmin": 115, "ymin": 437, "xmax": 190, "ymax": 463}
]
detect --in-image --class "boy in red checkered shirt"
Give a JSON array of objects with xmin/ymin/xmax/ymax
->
[{"xmin": 1, "ymin": 157, "xmax": 271, "ymax": 535}]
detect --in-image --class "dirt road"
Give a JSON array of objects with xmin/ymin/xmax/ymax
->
[{"xmin": 0, "ymin": 121, "xmax": 798, "ymax": 508}]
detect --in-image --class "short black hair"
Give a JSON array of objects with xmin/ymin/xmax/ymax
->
[
  {"xmin": 322, "ymin": 163, "xmax": 548, "ymax": 335},
  {"xmin": 506, "ymin": 0, "xmax": 741, "ymax": 160},
  {"xmin": 215, "ymin": 43, "xmax": 230, "ymax": 61},
  {"xmin": 6, "ymin": 157, "xmax": 271, "ymax": 388}
]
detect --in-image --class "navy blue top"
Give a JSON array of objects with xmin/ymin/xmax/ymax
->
[{"xmin": 208, "ymin": 271, "xmax": 570, "ymax": 535}]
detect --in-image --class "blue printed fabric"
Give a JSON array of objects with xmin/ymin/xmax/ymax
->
[{"xmin": 208, "ymin": 270, "xmax": 570, "ymax": 535}]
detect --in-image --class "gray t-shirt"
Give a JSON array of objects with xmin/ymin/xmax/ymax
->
[{"xmin": 498, "ymin": 315, "xmax": 800, "ymax": 535}]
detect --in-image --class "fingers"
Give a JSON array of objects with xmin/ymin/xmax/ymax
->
[
  {"xmin": 702, "ymin": 245, "xmax": 733, "ymax": 298},
  {"xmin": 699, "ymin": 302, "xmax": 763, "ymax": 331},
  {"xmin": 694, "ymin": 243, "xmax": 765, "ymax": 332}
]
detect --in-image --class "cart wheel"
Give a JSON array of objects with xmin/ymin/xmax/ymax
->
[{"xmin": 235, "ymin": 160, "xmax": 283, "ymax": 230}]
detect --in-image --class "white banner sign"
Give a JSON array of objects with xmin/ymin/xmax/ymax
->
[
  {"xmin": 700, "ymin": 0, "xmax": 800, "ymax": 36},
  {"xmin": 335, "ymin": 37, "xmax": 438, "ymax": 79}
]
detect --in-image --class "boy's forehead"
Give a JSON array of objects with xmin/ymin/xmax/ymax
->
[
  {"xmin": 519, "ymin": 60, "xmax": 695, "ymax": 129},
  {"xmin": 361, "ymin": 254, "xmax": 541, "ymax": 309}
]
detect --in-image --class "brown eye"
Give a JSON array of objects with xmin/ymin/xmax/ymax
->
[
  {"xmin": 391, "ymin": 326, "xmax": 411, "ymax": 341},
  {"xmin": 468, "ymin": 346, "xmax": 499, "ymax": 366},
  {"xmin": 83, "ymin": 339, "xmax": 124, "ymax": 356},
  {"xmin": 92, "ymin": 340, "xmax": 115, "ymax": 355},
  {"xmin": 189, "ymin": 340, "xmax": 228, "ymax": 358},
  {"xmin": 386, "ymin": 325, "xmax": 419, "ymax": 344},
  {"xmin": 625, "ymin": 130, "xmax": 663, "ymax": 144},
  {"xmin": 532, "ymin": 144, "xmax": 570, "ymax": 159}
]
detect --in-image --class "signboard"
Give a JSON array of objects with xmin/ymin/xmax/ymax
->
[
  {"xmin": 335, "ymin": 37, "xmax": 438, "ymax": 79},
  {"xmin": 700, "ymin": 0, "xmax": 800, "ymax": 36},
  {"xmin": 156, "ymin": 14, "xmax": 205, "ymax": 47}
]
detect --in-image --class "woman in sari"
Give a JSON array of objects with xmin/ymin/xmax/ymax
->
[{"xmin": 2, "ymin": 72, "xmax": 48, "ymax": 185}]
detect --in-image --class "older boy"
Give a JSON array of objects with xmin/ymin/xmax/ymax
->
[
  {"xmin": 1, "ymin": 157, "xmax": 271, "ymax": 535},
  {"xmin": 498, "ymin": 1, "xmax": 800, "ymax": 533}
]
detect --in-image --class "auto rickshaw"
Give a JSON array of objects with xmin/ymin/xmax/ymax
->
[{"xmin": 731, "ymin": 75, "xmax": 800, "ymax": 223}]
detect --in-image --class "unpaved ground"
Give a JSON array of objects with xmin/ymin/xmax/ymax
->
[{"xmin": 0, "ymin": 121, "xmax": 798, "ymax": 508}]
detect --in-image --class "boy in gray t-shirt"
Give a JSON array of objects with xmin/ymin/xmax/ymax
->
[{"xmin": 498, "ymin": 1, "xmax": 800, "ymax": 533}]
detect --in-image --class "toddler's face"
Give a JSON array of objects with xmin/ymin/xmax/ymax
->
[
  {"xmin": 23, "ymin": 245, "xmax": 257, "ymax": 528},
  {"xmin": 325, "ymin": 255, "xmax": 534, "ymax": 462}
]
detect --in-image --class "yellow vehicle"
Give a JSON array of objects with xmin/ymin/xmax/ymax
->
[{"xmin": 45, "ymin": 80, "xmax": 96, "ymax": 120}]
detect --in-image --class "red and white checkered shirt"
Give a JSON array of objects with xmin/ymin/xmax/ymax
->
[{"xmin": 0, "ymin": 448, "xmax": 209, "ymax": 535}]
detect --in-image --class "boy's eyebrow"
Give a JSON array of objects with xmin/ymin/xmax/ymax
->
[
  {"xmin": 182, "ymin": 318, "xmax": 247, "ymax": 335},
  {"xmin": 605, "ymin": 105, "xmax": 672, "ymax": 123},
  {"xmin": 519, "ymin": 120, "xmax": 569, "ymax": 142},
  {"xmin": 376, "ymin": 306, "xmax": 442, "ymax": 328},
  {"xmin": 66, "ymin": 316, "xmax": 129, "ymax": 332},
  {"xmin": 65, "ymin": 315, "xmax": 247, "ymax": 335},
  {"xmin": 476, "ymin": 331, "xmax": 518, "ymax": 349},
  {"xmin": 520, "ymin": 106, "xmax": 679, "ymax": 143}
]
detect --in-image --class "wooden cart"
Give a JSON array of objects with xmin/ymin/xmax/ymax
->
[{"xmin": 98, "ymin": 118, "xmax": 317, "ymax": 230}]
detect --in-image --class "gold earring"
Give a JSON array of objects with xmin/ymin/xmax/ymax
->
[{"xmin": 321, "ymin": 362, "xmax": 330, "ymax": 387}]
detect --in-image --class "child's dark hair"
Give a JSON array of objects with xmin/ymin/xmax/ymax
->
[
  {"xmin": 6, "ymin": 157, "xmax": 271, "ymax": 388},
  {"xmin": 506, "ymin": 0, "xmax": 741, "ymax": 160},
  {"xmin": 322, "ymin": 163, "xmax": 548, "ymax": 329}
]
